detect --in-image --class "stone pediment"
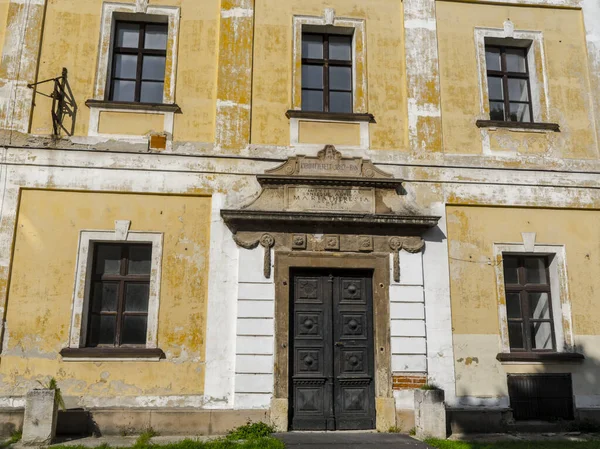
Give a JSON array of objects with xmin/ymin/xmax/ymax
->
[
  {"xmin": 221, "ymin": 145, "xmax": 440, "ymax": 236},
  {"xmin": 264, "ymin": 145, "xmax": 394, "ymax": 180}
]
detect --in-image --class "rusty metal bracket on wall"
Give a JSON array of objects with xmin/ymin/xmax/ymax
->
[{"xmin": 28, "ymin": 67, "xmax": 78, "ymax": 136}]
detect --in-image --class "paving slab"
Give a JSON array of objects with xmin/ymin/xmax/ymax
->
[{"xmin": 275, "ymin": 432, "xmax": 432, "ymax": 449}]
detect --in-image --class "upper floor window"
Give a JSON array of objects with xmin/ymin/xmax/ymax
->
[
  {"xmin": 87, "ymin": 242, "xmax": 152, "ymax": 347},
  {"xmin": 485, "ymin": 45, "xmax": 533, "ymax": 123},
  {"xmin": 503, "ymin": 255, "xmax": 555, "ymax": 352},
  {"xmin": 302, "ymin": 33, "xmax": 353, "ymax": 113},
  {"xmin": 109, "ymin": 21, "xmax": 167, "ymax": 104}
]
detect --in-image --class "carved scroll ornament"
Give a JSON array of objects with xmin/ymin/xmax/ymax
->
[
  {"xmin": 389, "ymin": 237, "xmax": 425, "ymax": 283},
  {"xmin": 232, "ymin": 233, "xmax": 276, "ymax": 279}
]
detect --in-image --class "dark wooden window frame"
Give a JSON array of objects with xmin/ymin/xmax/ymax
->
[
  {"xmin": 486, "ymin": 45, "xmax": 534, "ymax": 123},
  {"xmin": 504, "ymin": 254, "xmax": 557, "ymax": 353},
  {"xmin": 109, "ymin": 21, "xmax": 168, "ymax": 103},
  {"xmin": 302, "ymin": 32, "xmax": 353, "ymax": 113},
  {"xmin": 87, "ymin": 242, "xmax": 151, "ymax": 348}
]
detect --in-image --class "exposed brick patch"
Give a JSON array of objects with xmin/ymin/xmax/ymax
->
[{"xmin": 392, "ymin": 373, "xmax": 427, "ymax": 390}]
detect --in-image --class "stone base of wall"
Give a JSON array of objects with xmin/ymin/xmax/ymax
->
[
  {"xmin": 448, "ymin": 408, "xmax": 512, "ymax": 434},
  {"xmin": 395, "ymin": 409, "xmax": 415, "ymax": 432},
  {"xmin": 1, "ymin": 409, "xmax": 270, "ymax": 437},
  {"xmin": 0, "ymin": 409, "xmax": 23, "ymax": 437}
]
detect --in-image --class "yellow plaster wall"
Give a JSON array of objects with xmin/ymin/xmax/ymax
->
[
  {"xmin": 298, "ymin": 121, "xmax": 361, "ymax": 146},
  {"xmin": 436, "ymin": 2, "xmax": 597, "ymax": 158},
  {"xmin": 0, "ymin": 0, "xmax": 9, "ymax": 58},
  {"xmin": 29, "ymin": 0, "xmax": 219, "ymax": 142},
  {"xmin": 0, "ymin": 190, "xmax": 211, "ymax": 399},
  {"xmin": 98, "ymin": 111, "xmax": 164, "ymax": 136},
  {"xmin": 447, "ymin": 206, "xmax": 600, "ymax": 398},
  {"xmin": 251, "ymin": 0, "xmax": 408, "ymax": 150}
]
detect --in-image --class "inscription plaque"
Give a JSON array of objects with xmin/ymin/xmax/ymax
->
[{"xmin": 286, "ymin": 187, "xmax": 375, "ymax": 213}]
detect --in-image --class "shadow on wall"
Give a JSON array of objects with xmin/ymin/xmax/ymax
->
[{"xmin": 449, "ymin": 340, "xmax": 600, "ymax": 435}]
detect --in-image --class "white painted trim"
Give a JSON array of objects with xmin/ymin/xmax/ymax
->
[
  {"xmin": 493, "ymin": 240, "xmax": 574, "ymax": 353},
  {"xmin": 68, "ymin": 227, "xmax": 164, "ymax": 351},
  {"xmin": 289, "ymin": 117, "xmax": 370, "ymax": 150},
  {"xmin": 291, "ymin": 13, "xmax": 367, "ymax": 114},
  {"xmin": 89, "ymin": 2, "xmax": 180, "ymax": 140},
  {"xmin": 475, "ymin": 27, "xmax": 551, "ymax": 156},
  {"xmin": 203, "ymin": 194, "xmax": 239, "ymax": 408}
]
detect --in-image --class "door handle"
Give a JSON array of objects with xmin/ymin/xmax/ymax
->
[{"xmin": 335, "ymin": 342, "xmax": 345, "ymax": 347}]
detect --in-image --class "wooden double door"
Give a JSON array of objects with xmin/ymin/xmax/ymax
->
[{"xmin": 290, "ymin": 269, "xmax": 376, "ymax": 430}]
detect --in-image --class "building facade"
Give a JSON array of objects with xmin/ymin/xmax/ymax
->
[{"xmin": 0, "ymin": 0, "xmax": 599, "ymax": 436}]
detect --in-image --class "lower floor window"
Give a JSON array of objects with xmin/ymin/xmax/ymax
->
[
  {"xmin": 87, "ymin": 242, "xmax": 152, "ymax": 347},
  {"xmin": 503, "ymin": 255, "xmax": 556, "ymax": 352}
]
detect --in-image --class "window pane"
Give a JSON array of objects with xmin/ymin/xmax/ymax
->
[
  {"xmin": 490, "ymin": 101, "xmax": 505, "ymax": 121},
  {"xmin": 302, "ymin": 34, "xmax": 323, "ymax": 59},
  {"xmin": 302, "ymin": 89, "xmax": 323, "ymax": 112},
  {"xmin": 89, "ymin": 315, "xmax": 116, "ymax": 346},
  {"xmin": 330, "ymin": 91, "xmax": 352, "ymax": 113},
  {"xmin": 506, "ymin": 48, "xmax": 527, "ymax": 73},
  {"xmin": 112, "ymin": 80, "xmax": 136, "ymax": 102},
  {"xmin": 91, "ymin": 282, "xmax": 118, "ymax": 312},
  {"xmin": 121, "ymin": 316, "xmax": 148, "ymax": 345},
  {"xmin": 531, "ymin": 322, "xmax": 553, "ymax": 350},
  {"xmin": 525, "ymin": 257, "xmax": 547, "ymax": 284},
  {"xmin": 530, "ymin": 292, "xmax": 551, "ymax": 320},
  {"xmin": 329, "ymin": 66, "xmax": 352, "ymax": 91},
  {"xmin": 503, "ymin": 257, "xmax": 519, "ymax": 284},
  {"xmin": 508, "ymin": 78, "xmax": 529, "ymax": 102},
  {"xmin": 114, "ymin": 54, "xmax": 138, "ymax": 79},
  {"xmin": 487, "ymin": 76, "xmax": 504, "ymax": 100},
  {"xmin": 506, "ymin": 293, "xmax": 522, "ymax": 319},
  {"xmin": 145, "ymin": 24, "xmax": 168, "ymax": 50},
  {"xmin": 302, "ymin": 65, "xmax": 323, "ymax": 89},
  {"xmin": 142, "ymin": 55, "xmax": 166, "ymax": 81},
  {"xmin": 485, "ymin": 47, "xmax": 501, "ymax": 71},
  {"xmin": 140, "ymin": 81, "xmax": 164, "ymax": 103},
  {"xmin": 508, "ymin": 322, "xmax": 525, "ymax": 349},
  {"xmin": 117, "ymin": 23, "xmax": 140, "ymax": 48},
  {"xmin": 329, "ymin": 35, "xmax": 352, "ymax": 61},
  {"xmin": 509, "ymin": 102, "xmax": 531, "ymax": 122},
  {"xmin": 125, "ymin": 283, "xmax": 150, "ymax": 312},
  {"xmin": 95, "ymin": 245, "xmax": 122, "ymax": 275},
  {"xmin": 128, "ymin": 245, "xmax": 152, "ymax": 275}
]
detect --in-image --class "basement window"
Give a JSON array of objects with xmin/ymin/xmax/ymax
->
[{"xmin": 508, "ymin": 374, "xmax": 574, "ymax": 421}]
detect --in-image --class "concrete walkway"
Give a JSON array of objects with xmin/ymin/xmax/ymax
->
[{"xmin": 274, "ymin": 432, "xmax": 432, "ymax": 448}]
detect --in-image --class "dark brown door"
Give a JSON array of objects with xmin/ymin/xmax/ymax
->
[{"xmin": 290, "ymin": 269, "xmax": 375, "ymax": 430}]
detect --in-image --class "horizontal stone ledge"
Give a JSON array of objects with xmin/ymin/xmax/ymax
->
[
  {"xmin": 85, "ymin": 99, "xmax": 182, "ymax": 113},
  {"xmin": 256, "ymin": 175, "xmax": 405, "ymax": 189},
  {"xmin": 285, "ymin": 110, "xmax": 376, "ymax": 123},
  {"xmin": 60, "ymin": 347, "xmax": 166, "ymax": 360},
  {"xmin": 476, "ymin": 119, "xmax": 560, "ymax": 132},
  {"xmin": 496, "ymin": 352, "xmax": 584, "ymax": 363}
]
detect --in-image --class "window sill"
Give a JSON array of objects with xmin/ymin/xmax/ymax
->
[
  {"xmin": 476, "ymin": 120, "xmax": 560, "ymax": 132},
  {"xmin": 60, "ymin": 347, "xmax": 165, "ymax": 361},
  {"xmin": 496, "ymin": 352, "xmax": 584, "ymax": 363},
  {"xmin": 286, "ymin": 110, "xmax": 376, "ymax": 123},
  {"xmin": 86, "ymin": 99, "xmax": 181, "ymax": 113}
]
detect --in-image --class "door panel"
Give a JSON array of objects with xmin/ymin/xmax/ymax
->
[{"xmin": 290, "ymin": 270, "xmax": 375, "ymax": 431}]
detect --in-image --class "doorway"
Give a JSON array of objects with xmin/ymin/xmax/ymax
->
[{"xmin": 289, "ymin": 269, "xmax": 376, "ymax": 430}]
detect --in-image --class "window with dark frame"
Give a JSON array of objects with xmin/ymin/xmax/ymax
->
[
  {"xmin": 109, "ymin": 21, "xmax": 168, "ymax": 104},
  {"xmin": 87, "ymin": 243, "xmax": 152, "ymax": 348},
  {"xmin": 503, "ymin": 255, "xmax": 556, "ymax": 352},
  {"xmin": 485, "ymin": 45, "xmax": 533, "ymax": 123},
  {"xmin": 301, "ymin": 32, "xmax": 353, "ymax": 113}
]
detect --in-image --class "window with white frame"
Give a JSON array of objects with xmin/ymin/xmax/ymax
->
[{"xmin": 66, "ymin": 225, "xmax": 163, "ymax": 358}]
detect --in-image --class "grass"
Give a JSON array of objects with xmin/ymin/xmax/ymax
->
[
  {"xmin": 425, "ymin": 439, "xmax": 600, "ymax": 449},
  {"xmin": 0, "ymin": 430, "xmax": 22, "ymax": 449}
]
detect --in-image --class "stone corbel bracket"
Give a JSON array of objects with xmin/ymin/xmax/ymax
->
[
  {"xmin": 233, "ymin": 233, "xmax": 276, "ymax": 279},
  {"xmin": 389, "ymin": 236, "xmax": 425, "ymax": 283}
]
